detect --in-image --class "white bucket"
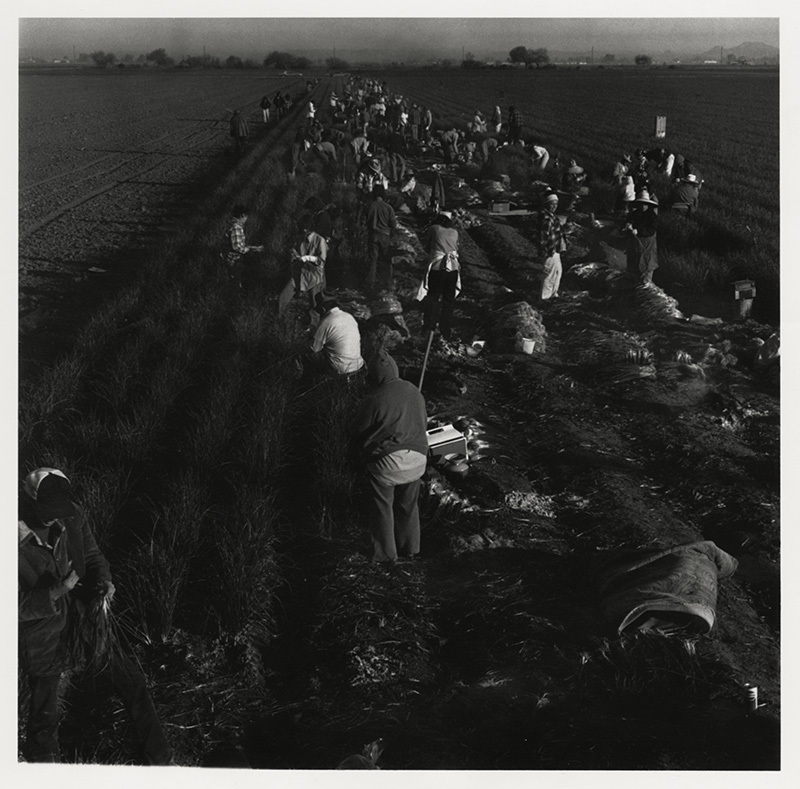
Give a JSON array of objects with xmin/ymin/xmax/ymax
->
[{"xmin": 517, "ymin": 337, "xmax": 537, "ymax": 354}]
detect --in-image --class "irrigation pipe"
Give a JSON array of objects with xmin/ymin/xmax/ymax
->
[{"xmin": 418, "ymin": 330, "xmax": 435, "ymax": 391}]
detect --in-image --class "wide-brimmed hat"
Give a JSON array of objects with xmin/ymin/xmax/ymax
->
[
  {"xmin": 368, "ymin": 159, "xmax": 382, "ymax": 173},
  {"xmin": 23, "ymin": 468, "xmax": 75, "ymax": 521},
  {"xmin": 622, "ymin": 154, "xmax": 632, "ymax": 163},
  {"xmin": 635, "ymin": 189, "xmax": 659, "ymax": 205},
  {"xmin": 567, "ymin": 160, "xmax": 584, "ymax": 174},
  {"xmin": 683, "ymin": 173, "xmax": 698, "ymax": 183},
  {"xmin": 544, "ymin": 191, "xmax": 559, "ymax": 204}
]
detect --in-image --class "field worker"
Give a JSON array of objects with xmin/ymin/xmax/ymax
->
[
  {"xmin": 358, "ymin": 158, "xmax": 389, "ymax": 196},
  {"xmin": 306, "ymin": 295, "xmax": 366, "ymax": 376},
  {"xmin": 260, "ymin": 94, "xmax": 271, "ymax": 122},
  {"xmin": 507, "ymin": 105, "xmax": 523, "ymax": 145},
  {"xmin": 672, "ymin": 153, "xmax": 691, "ymax": 180},
  {"xmin": 399, "ymin": 170, "xmax": 417, "ymax": 196},
  {"xmin": 313, "ymin": 140, "xmax": 339, "ymax": 165},
  {"xmin": 530, "ymin": 144, "xmax": 550, "ymax": 174},
  {"xmin": 421, "ymin": 106, "xmax": 433, "ymax": 143},
  {"xmin": 224, "ymin": 205, "xmax": 263, "ymax": 288},
  {"xmin": 351, "ymin": 350, "xmax": 428, "ymax": 563},
  {"xmin": 633, "ymin": 149, "xmax": 649, "ymax": 190},
  {"xmin": 287, "ymin": 125, "xmax": 309, "ymax": 179},
  {"xmin": 669, "ymin": 173, "xmax": 702, "ymax": 217},
  {"xmin": 306, "ymin": 101, "xmax": 316, "ymax": 125},
  {"xmin": 491, "ymin": 104, "xmax": 502, "ymax": 135},
  {"xmin": 365, "ymin": 184, "xmax": 398, "ymax": 293},
  {"xmin": 538, "ymin": 192, "xmax": 566, "ymax": 300},
  {"xmin": 229, "ymin": 109, "xmax": 250, "ymax": 156},
  {"xmin": 645, "ymin": 147, "xmax": 674, "ymax": 176},
  {"xmin": 273, "ymin": 91, "xmax": 285, "ymax": 119},
  {"xmin": 471, "ymin": 110, "xmax": 487, "ymax": 134},
  {"xmin": 19, "ymin": 468, "xmax": 172, "ymax": 764},
  {"xmin": 613, "ymin": 153, "xmax": 632, "ymax": 186},
  {"xmin": 440, "ymin": 127, "xmax": 460, "ymax": 165},
  {"xmin": 408, "ymin": 104, "xmax": 421, "ymax": 140},
  {"xmin": 350, "ymin": 131, "xmax": 371, "ymax": 169},
  {"xmin": 624, "ymin": 189, "xmax": 660, "ymax": 286},
  {"xmin": 480, "ymin": 136, "xmax": 499, "ymax": 164},
  {"xmin": 387, "ymin": 129, "xmax": 408, "ymax": 183},
  {"xmin": 417, "ymin": 212, "xmax": 461, "ymax": 343},
  {"xmin": 278, "ymin": 214, "xmax": 328, "ymax": 319},
  {"xmin": 619, "ymin": 175, "xmax": 636, "ymax": 215}
]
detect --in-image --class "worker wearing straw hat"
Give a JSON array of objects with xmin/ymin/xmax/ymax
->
[
  {"xmin": 624, "ymin": 189, "xmax": 660, "ymax": 285},
  {"xmin": 669, "ymin": 173, "xmax": 703, "ymax": 217},
  {"xmin": 19, "ymin": 468, "xmax": 172, "ymax": 764}
]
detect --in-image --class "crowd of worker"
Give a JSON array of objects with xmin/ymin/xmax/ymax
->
[{"xmin": 21, "ymin": 73, "xmax": 708, "ymax": 765}]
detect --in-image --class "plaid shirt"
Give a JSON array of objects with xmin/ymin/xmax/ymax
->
[
  {"xmin": 508, "ymin": 108, "xmax": 523, "ymax": 128},
  {"xmin": 229, "ymin": 219, "xmax": 248, "ymax": 255},
  {"xmin": 539, "ymin": 207, "xmax": 565, "ymax": 257}
]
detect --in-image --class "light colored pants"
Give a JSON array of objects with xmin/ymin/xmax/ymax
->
[
  {"xmin": 262, "ymin": 109, "xmax": 270, "ymax": 122},
  {"xmin": 541, "ymin": 253, "xmax": 562, "ymax": 300}
]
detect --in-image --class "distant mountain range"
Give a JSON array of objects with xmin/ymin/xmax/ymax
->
[{"xmin": 694, "ymin": 41, "xmax": 779, "ymax": 63}]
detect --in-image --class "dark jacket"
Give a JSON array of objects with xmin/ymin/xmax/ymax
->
[
  {"xmin": 671, "ymin": 181, "xmax": 701, "ymax": 213},
  {"xmin": 628, "ymin": 204, "xmax": 658, "ymax": 238},
  {"xmin": 352, "ymin": 351, "xmax": 428, "ymax": 464},
  {"xmin": 366, "ymin": 198, "xmax": 397, "ymax": 236},
  {"xmin": 19, "ymin": 503, "xmax": 111, "ymax": 676}
]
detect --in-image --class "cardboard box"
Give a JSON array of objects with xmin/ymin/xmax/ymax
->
[
  {"xmin": 734, "ymin": 279, "xmax": 756, "ymax": 300},
  {"xmin": 426, "ymin": 424, "xmax": 468, "ymax": 462}
]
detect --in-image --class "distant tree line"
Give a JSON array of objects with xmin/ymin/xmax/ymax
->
[
  {"xmin": 509, "ymin": 46, "xmax": 550, "ymax": 68},
  {"xmin": 81, "ymin": 48, "xmax": 327, "ymax": 70}
]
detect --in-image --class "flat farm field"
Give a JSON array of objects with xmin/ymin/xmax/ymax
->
[
  {"xmin": 390, "ymin": 67, "xmax": 780, "ymax": 315},
  {"xmin": 19, "ymin": 71, "xmax": 302, "ymax": 313}
]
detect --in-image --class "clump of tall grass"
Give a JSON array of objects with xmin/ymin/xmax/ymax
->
[
  {"xmin": 576, "ymin": 633, "xmax": 728, "ymax": 704},
  {"xmin": 19, "ymin": 354, "xmax": 88, "ymax": 454},
  {"xmin": 75, "ymin": 467, "xmax": 132, "ymax": 552},
  {"xmin": 308, "ymin": 377, "xmax": 362, "ymax": 536},
  {"xmin": 180, "ymin": 358, "xmax": 245, "ymax": 477},
  {"xmin": 122, "ymin": 471, "xmax": 209, "ymax": 643},
  {"xmin": 207, "ymin": 486, "xmax": 282, "ymax": 647},
  {"xmin": 234, "ymin": 372, "xmax": 295, "ymax": 488}
]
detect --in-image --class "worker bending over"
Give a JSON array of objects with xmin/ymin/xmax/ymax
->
[{"xmin": 352, "ymin": 351, "xmax": 428, "ymax": 563}]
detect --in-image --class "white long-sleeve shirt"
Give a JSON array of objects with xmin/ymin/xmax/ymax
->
[{"xmin": 311, "ymin": 307, "xmax": 365, "ymax": 374}]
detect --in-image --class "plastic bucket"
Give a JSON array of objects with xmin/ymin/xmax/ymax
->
[{"xmin": 517, "ymin": 337, "xmax": 537, "ymax": 354}]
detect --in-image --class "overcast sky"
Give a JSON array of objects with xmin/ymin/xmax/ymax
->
[{"xmin": 18, "ymin": 13, "xmax": 781, "ymax": 61}]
